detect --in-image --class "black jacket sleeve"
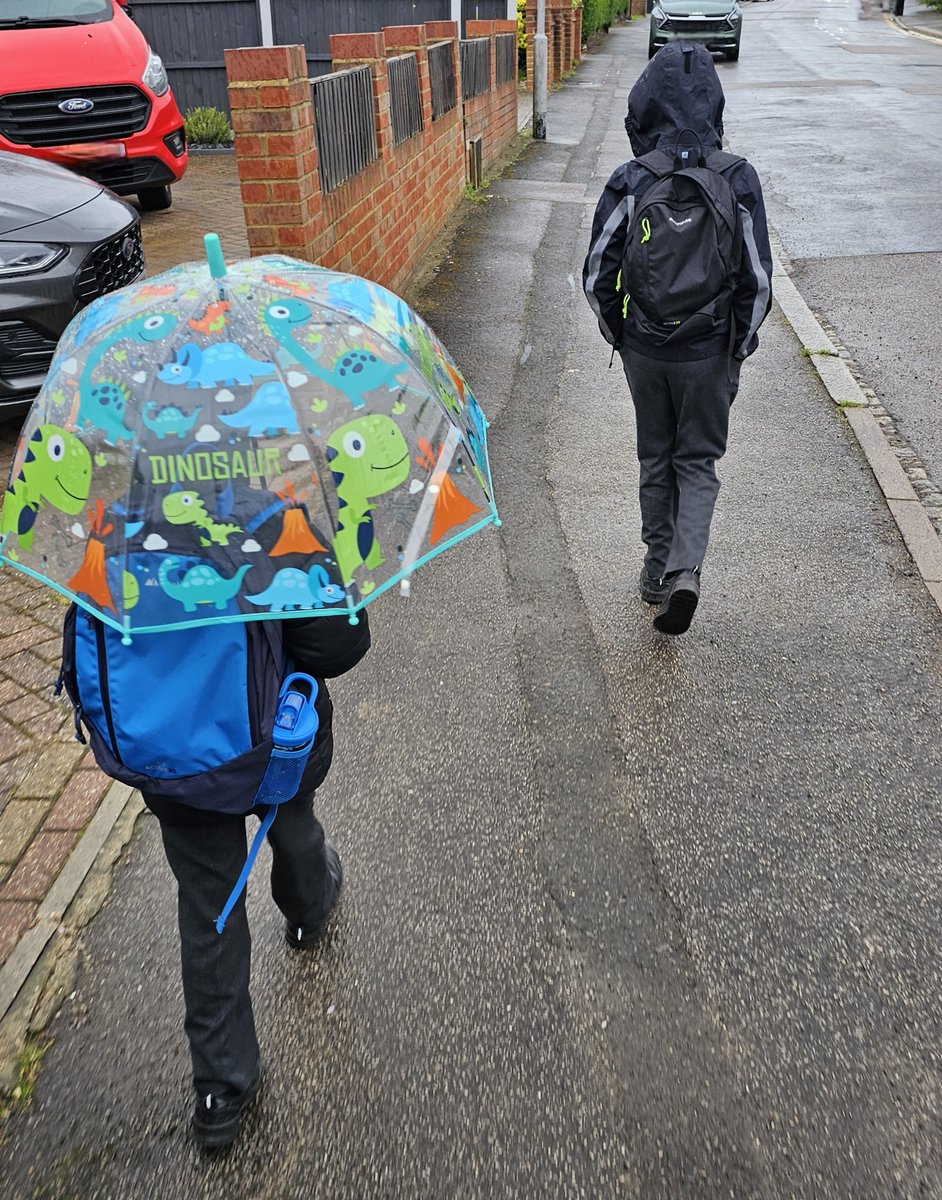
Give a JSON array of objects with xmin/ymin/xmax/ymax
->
[
  {"xmin": 583, "ymin": 163, "xmax": 636, "ymax": 348},
  {"xmin": 729, "ymin": 161, "xmax": 773, "ymax": 361},
  {"xmin": 284, "ymin": 609, "xmax": 371, "ymax": 678}
]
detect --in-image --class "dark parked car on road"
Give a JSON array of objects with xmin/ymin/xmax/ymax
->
[
  {"xmin": 649, "ymin": 0, "xmax": 743, "ymax": 60},
  {"xmin": 0, "ymin": 149, "xmax": 144, "ymax": 420}
]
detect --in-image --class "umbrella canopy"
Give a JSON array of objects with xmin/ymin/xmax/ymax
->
[{"xmin": 0, "ymin": 238, "xmax": 498, "ymax": 637}]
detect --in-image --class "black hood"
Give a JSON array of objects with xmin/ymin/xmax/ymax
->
[{"xmin": 625, "ymin": 43, "xmax": 725, "ymax": 158}]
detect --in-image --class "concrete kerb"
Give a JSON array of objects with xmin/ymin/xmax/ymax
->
[
  {"xmin": 887, "ymin": 11, "xmax": 942, "ymax": 44},
  {"xmin": 772, "ymin": 248, "xmax": 942, "ymax": 609},
  {"xmin": 0, "ymin": 782, "xmax": 140, "ymax": 1089}
]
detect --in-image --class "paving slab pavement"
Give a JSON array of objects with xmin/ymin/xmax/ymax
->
[{"xmin": 0, "ymin": 151, "xmax": 250, "ymax": 1087}]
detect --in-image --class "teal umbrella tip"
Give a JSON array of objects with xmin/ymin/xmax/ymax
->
[{"xmin": 204, "ymin": 233, "xmax": 227, "ymax": 280}]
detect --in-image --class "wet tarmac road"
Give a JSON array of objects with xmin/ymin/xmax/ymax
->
[
  {"xmin": 723, "ymin": 0, "xmax": 942, "ymax": 482},
  {"xmin": 4, "ymin": 9, "xmax": 942, "ymax": 1198}
]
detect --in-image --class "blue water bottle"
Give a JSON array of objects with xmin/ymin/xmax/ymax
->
[{"xmin": 215, "ymin": 674, "xmax": 320, "ymax": 933}]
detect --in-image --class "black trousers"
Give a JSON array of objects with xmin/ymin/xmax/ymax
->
[
  {"xmin": 154, "ymin": 787, "xmax": 335, "ymax": 1102},
  {"xmin": 620, "ymin": 348, "xmax": 741, "ymax": 578}
]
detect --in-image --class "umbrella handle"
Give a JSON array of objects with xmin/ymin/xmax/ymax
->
[{"xmin": 204, "ymin": 233, "xmax": 227, "ymax": 280}]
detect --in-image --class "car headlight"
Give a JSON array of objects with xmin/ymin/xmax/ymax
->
[
  {"xmin": 0, "ymin": 243, "xmax": 66, "ymax": 277},
  {"xmin": 653, "ymin": 5, "xmax": 670, "ymax": 25},
  {"xmin": 725, "ymin": 5, "xmax": 741, "ymax": 23},
  {"xmin": 142, "ymin": 48, "xmax": 169, "ymax": 96}
]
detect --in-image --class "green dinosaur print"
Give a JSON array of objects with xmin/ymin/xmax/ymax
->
[
  {"xmin": 1, "ymin": 425, "xmax": 92, "ymax": 553},
  {"xmin": 326, "ymin": 414, "xmax": 410, "ymax": 588},
  {"xmin": 161, "ymin": 491, "xmax": 242, "ymax": 546}
]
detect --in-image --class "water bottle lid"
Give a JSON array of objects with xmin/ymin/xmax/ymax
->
[
  {"xmin": 275, "ymin": 692, "xmax": 305, "ymax": 732},
  {"xmin": 271, "ymin": 673, "xmax": 320, "ymax": 750}
]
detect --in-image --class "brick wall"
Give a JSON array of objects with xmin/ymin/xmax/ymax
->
[
  {"xmin": 226, "ymin": 19, "xmax": 520, "ymax": 295},
  {"xmin": 524, "ymin": 0, "xmax": 582, "ymax": 91},
  {"xmin": 463, "ymin": 20, "xmax": 519, "ymax": 175}
]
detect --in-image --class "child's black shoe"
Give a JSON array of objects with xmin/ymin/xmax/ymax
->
[
  {"xmin": 284, "ymin": 845, "xmax": 343, "ymax": 948},
  {"xmin": 191, "ymin": 1071, "xmax": 261, "ymax": 1150}
]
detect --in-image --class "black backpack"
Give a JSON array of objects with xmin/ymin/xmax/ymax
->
[{"xmin": 622, "ymin": 143, "xmax": 744, "ymax": 346}]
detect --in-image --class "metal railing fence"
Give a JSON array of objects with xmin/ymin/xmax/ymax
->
[
  {"xmin": 495, "ymin": 32, "xmax": 516, "ymax": 87},
  {"xmin": 310, "ymin": 65, "xmax": 378, "ymax": 192},
  {"xmin": 460, "ymin": 37, "xmax": 490, "ymax": 100},
  {"xmin": 428, "ymin": 39, "xmax": 457, "ymax": 120},
  {"xmin": 387, "ymin": 52, "xmax": 423, "ymax": 146}
]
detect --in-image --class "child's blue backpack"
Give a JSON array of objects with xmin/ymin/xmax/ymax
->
[{"xmin": 58, "ymin": 607, "xmax": 325, "ymax": 931}]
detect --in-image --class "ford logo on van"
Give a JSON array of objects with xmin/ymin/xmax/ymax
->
[{"xmin": 58, "ymin": 98, "xmax": 95, "ymax": 114}]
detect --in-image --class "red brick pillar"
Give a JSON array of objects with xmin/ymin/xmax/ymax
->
[
  {"xmin": 466, "ymin": 18, "xmax": 498, "ymax": 90},
  {"xmin": 551, "ymin": 6, "xmax": 565, "ymax": 82},
  {"xmin": 225, "ymin": 44, "xmax": 322, "ymax": 259},
  {"xmin": 329, "ymin": 32, "xmax": 393, "ymax": 157},
  {"xmin": 524, "ymin": 0, "xmax": 536, "ymax": 92},
  {"xmin": 573, "ymin": 4, "xmax": 583, "ymax": 59},
  {"xmin": 382, "ymin": 24, "xmax": 433, "ymax": 132}
]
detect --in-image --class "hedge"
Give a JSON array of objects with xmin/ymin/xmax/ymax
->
[{"xmin": 581, "ymin": 0, "xmax": 631, "ymax": 38}]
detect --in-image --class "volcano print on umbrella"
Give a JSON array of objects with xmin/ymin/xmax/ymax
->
[{"xmin": 0, "ymin": 236, "xmax": 498, "ymax": 637}]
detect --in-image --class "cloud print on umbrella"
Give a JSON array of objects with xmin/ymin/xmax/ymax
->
[{"xmin": 0, "ymin": 235, "xmax": 499, "ymax": 639}]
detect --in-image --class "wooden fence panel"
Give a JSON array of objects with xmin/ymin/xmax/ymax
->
[
  {"xmin": 273, "ymin": 0, "xmax": 447, "ymax": 76},
  {"xmin": 133, "ymin": 0, "xmax": 509, "ymax": 111},
  {"xmin": 461, "ymin": 0, "xmax": 510, "ymax": 26},
  {"xmin": 131, "ymin": 0, "xmax": 260, "ymax": 114}
]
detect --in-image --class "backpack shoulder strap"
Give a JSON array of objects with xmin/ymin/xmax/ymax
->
[
  {"xmin": 704, "ymin": 150, "xmax": 745, "ymax": 175},
  {"xmin": 635, "ymin": 149, "xmax": 676, "ymax": 179}
]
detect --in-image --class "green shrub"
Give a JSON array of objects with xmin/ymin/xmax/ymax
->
[
  {"xmin": 184, "ymin": 106, "xmax": 233, "ymax": 147},
  {"xmin": 582, "ymin": 0, "xmax": 630, "ymax": 39}
]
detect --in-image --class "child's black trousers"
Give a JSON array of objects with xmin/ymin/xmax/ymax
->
[{"xmin": 151, "ymin": 786, "xmax": 336, "ymax": 1103}]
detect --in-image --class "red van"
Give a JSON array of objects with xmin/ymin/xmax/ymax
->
[{"xmin": 0, "ymin": 0, "xmax": 187, "ymax": 211}]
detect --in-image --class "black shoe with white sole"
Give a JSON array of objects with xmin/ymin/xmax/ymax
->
[
  {"xmin": 284, "ymin": 845, "xmax": 343, "ymax": 949},
  {"xmin": 652, "ymin": 570, "xmax": 700, "ymax": 635},
  {"xmin": 191, "ymin": 1071, "xmax": 261, "ymax": 1150}
]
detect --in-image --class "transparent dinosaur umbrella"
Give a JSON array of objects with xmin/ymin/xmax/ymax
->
[{"xmin": 0, "ymin": 235, "xmax": 498, "ymax": 638}]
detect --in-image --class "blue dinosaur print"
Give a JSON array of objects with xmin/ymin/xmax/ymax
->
[
  {"xmin": 157, "ymin": 342, "xmax": 276, "ymax": 389},
  {"xmin": 326, "ymin": 276, "xmax": 378, "ymax": 323},
  {"xmin": 245, "ymin": 564, "xmax": 345, "ymax": 612},
  {"xmin": 263, "ymin": 298, "xmax": 406, "ymax": 410},
  {"xmin": 69, "ymin": 293, "xmax": 124, "ymax": 350},
  {"xmin": 217, "ymin": 381, "xmax": 299, "ymax": 437},
  {"xmin": 142, "ymin": 402, "xmax": 202, "ymax": 440}
]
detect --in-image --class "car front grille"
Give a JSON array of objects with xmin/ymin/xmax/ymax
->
[
  {"xmin": 662, "ymin": 16, "xmax": 730, "ymax": 32},
  {"xmin": 0, "ymin": 86, "xmax": 151, "ymax": 147},
  {"xmin": 74, "ymin": 223, "xmax": 145, "ymax": 305},
  {"xmin": 0, "ymin": 321, "xmax": 59, "ymax": 381}
]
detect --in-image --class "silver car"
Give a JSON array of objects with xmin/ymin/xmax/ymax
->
[
  {"xmin": 0, "ymin": 149, "xmax": 144, "ymax": 419},
  {"xmin": 649, "ymin": 0, "xmax": 743, "ymax": 60}
]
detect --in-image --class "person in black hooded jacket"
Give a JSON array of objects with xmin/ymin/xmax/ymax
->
[{"xmin": 583, "ymin": 42, "xmax": 772, "ymax": 635}]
